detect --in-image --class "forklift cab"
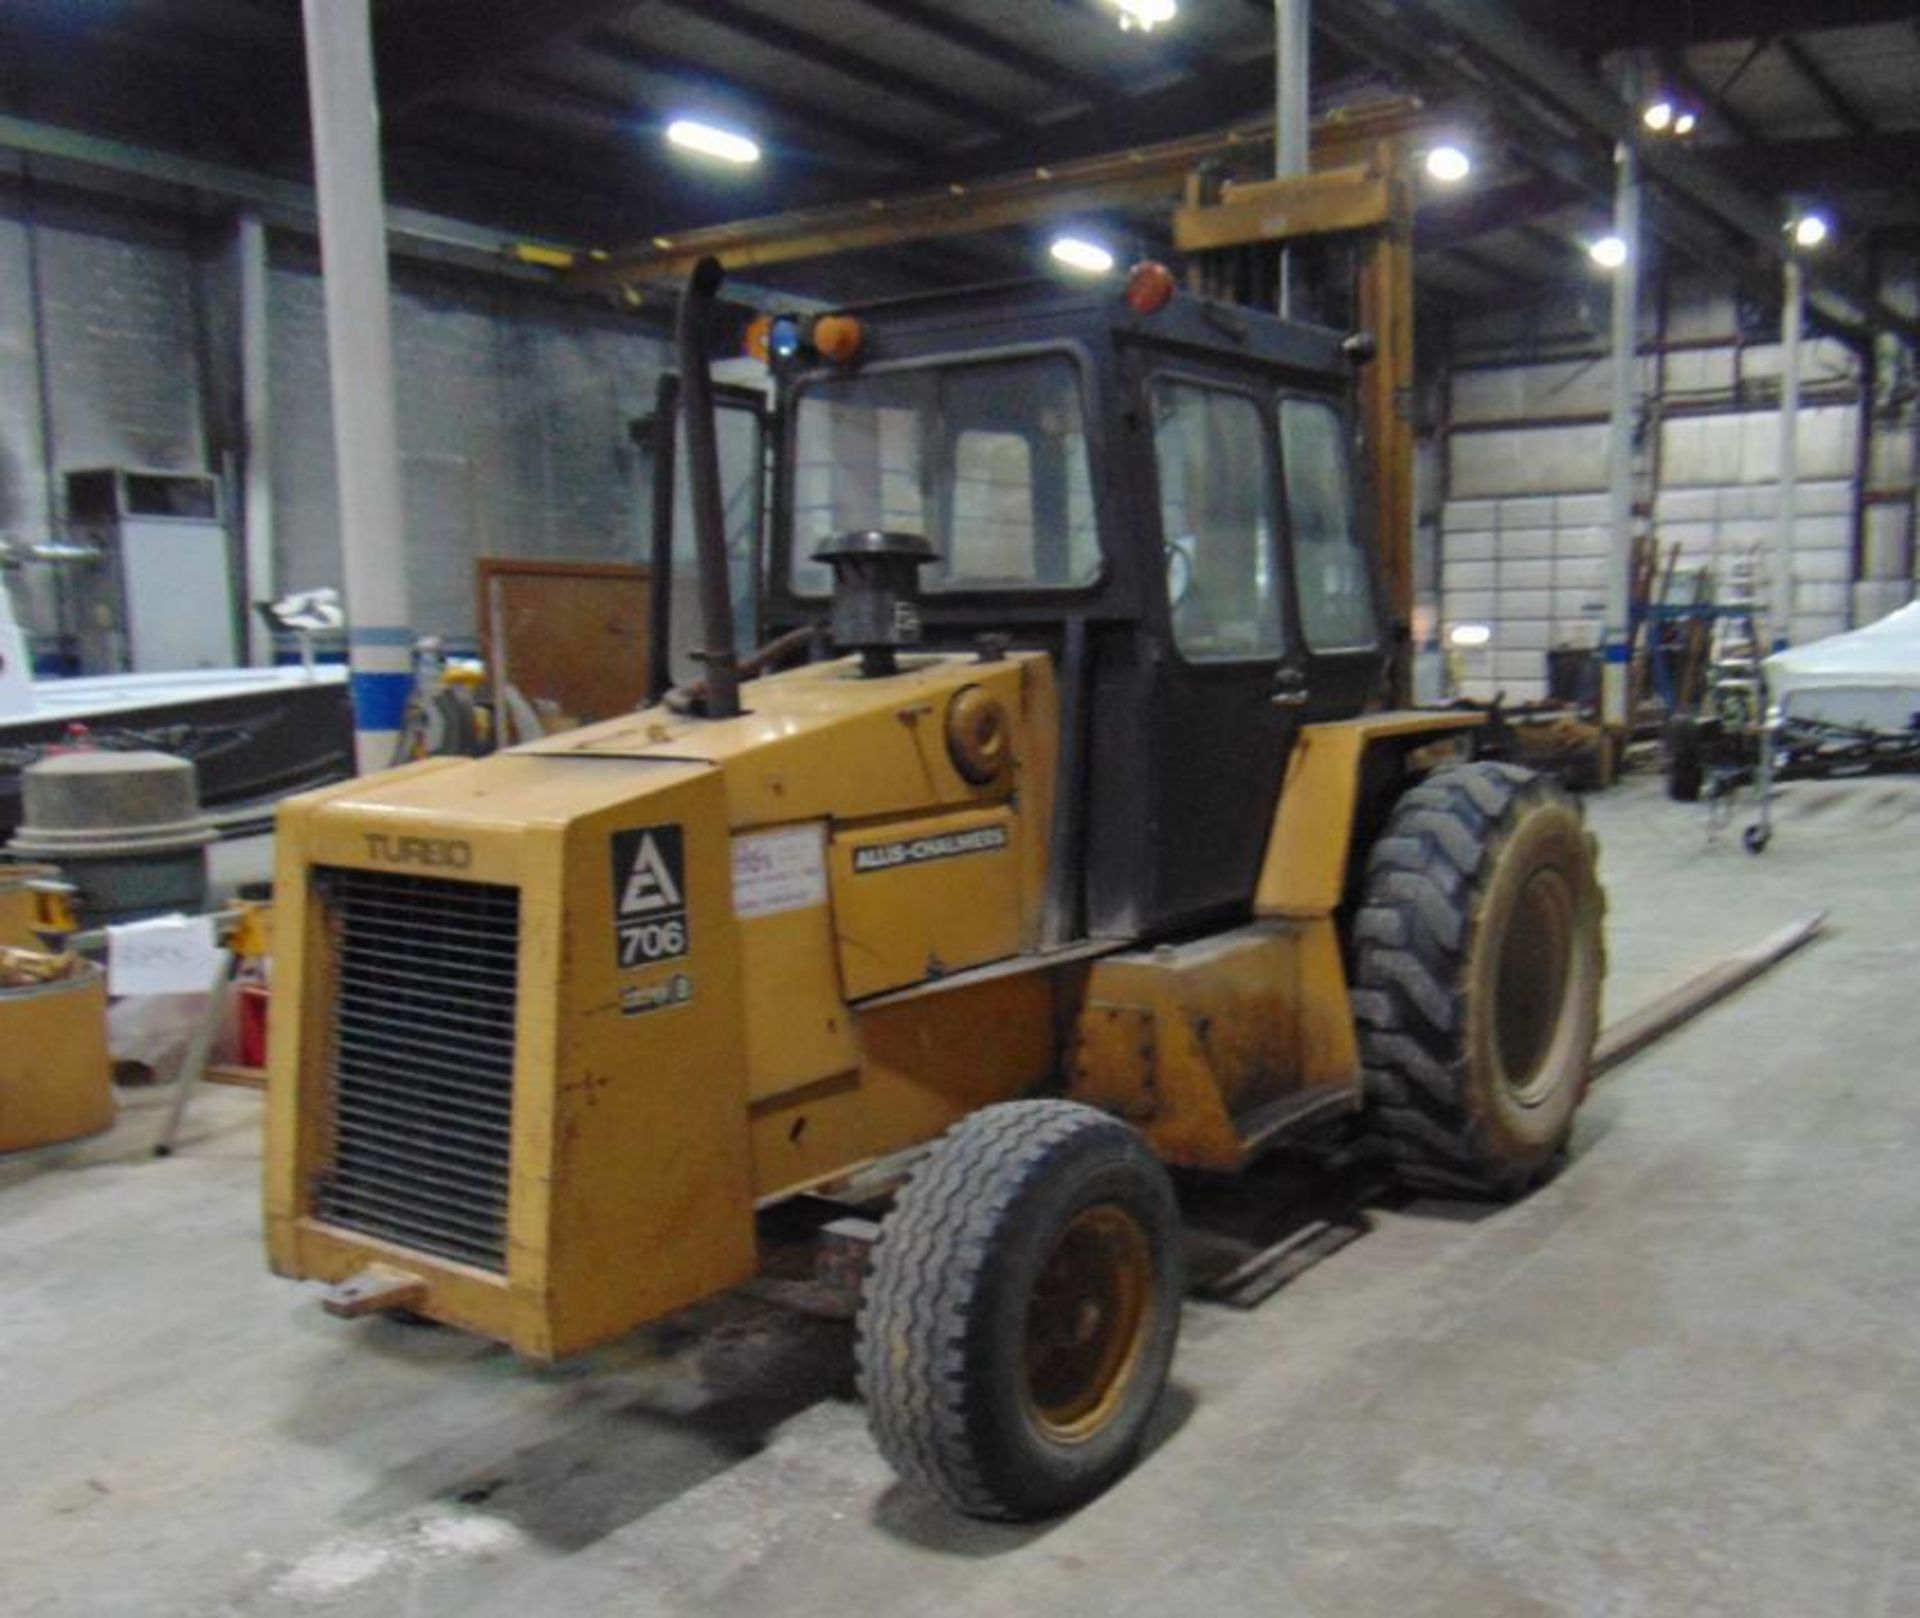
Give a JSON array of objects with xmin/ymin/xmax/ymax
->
[{"xmin": 662, "ymin": 274, "xmax": 1391, "ymax": 942}]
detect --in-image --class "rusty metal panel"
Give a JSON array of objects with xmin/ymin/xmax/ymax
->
[
  {"xmin": 1069, "ymin": 921, "xmax": 1364, "ymax": 1172},
  {"xmin": 1069, "ymin": 1002, "xmax": 1158, "ymax": 1123}
]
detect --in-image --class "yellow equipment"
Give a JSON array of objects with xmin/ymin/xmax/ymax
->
[
  {"xmin": 0, "ymin": 955, "xmax": 111, "ymax": 1155},
  {"xmin": 266, "ymin": 259, "xmax": 1604, "ymax": 1521}
]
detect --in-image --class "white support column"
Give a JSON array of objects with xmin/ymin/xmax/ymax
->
[
  {"xmin": 1275, "ymin": 0, "xmax": 1310, "ymax": 178},
  {"xmin": 236, "ymin": 211, "xmax": 276, "ymax": 667},
  {"xmin": 1274, "ymin": 0, "xmax": 1309, "ymax": 318},
  {"xmin": 1774, "ymin": 256, "xmax": 1804, "ymax": 651},
  {"xmin": 301, "ymin": 0, "xmax": 412, "ymax": 770},
  {"xmin": 1602, "ymin": 135, "xmax": 1643, "ymax": 731}
]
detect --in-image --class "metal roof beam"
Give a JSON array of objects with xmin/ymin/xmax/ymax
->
[
  {"xmin": 1558, "ymin": 1, "xmax": 1920, "ymax": 50},
  {"xmin": 502, "ymin": 68, "xmax": 882, "ymax": 174},
  {"xmin": 0, "ymin": 110, "xmax": 564, "ymax": 277},
  {"xmin": 572, "ymin": 98, "xmax": 1429, "ymax": 294},
  {"xmin": 1235, "ymin": 0, "xmax": 1385, "ymax": 81},
  {"xmin": 1511, "ymin": 220, "xmax": 1579, "ymax": 261},
  {"xmin": 1497, "ymin": 114, "xmax": 1880, "ymax": 342},
  {"xmin": 942, "ymin": 53, "xmax": 1281, "ymax": 180},
  {"xmin": 1445, "ymin": 243, "xmax": 1536, "ymax": 286},
  {"xmin": 651, "ymin": 0, "xmax": 1027, "ymax": 141},
  {"xmin": 845, "ymin": 0, "xmax": 1112, "ymax": 104},
  {"xmin": 1658, "ymin": 48, "xmax": 1764, "ymax": 145},
  {"xmin": 1400, "ymin": 0, "xmax": 1918, "ymax": 343},
  {"xmin": 1054, "ymin": 0, "xmax": 1232, "ymax": 82},
  {"xmin": 1416, "ymin": 174, "xmax": 1577, "ymax": 250},
  {"xmin": 584, "ymin": 27, "xmax": 938, "ymax": 167},
  {"xmin": 378, "ymin": 1, "xmax": 643, "ymax": 121},
  {"xmin": 1713, "ymin": 131, "xmax": 1920, "ymax": 197},
  {"xmin": 1774, "ymin": 36, "xmax": 1875, "ymax": 138}
]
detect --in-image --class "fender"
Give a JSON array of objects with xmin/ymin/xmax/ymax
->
[{"xmin": 1254, "ymin": 710, "xmax": 1484, "ymax": 920}]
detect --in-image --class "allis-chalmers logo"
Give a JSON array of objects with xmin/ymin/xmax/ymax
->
[{"xmin": 362, "ymin": 833, "xmax": 474, "ymax": 870}]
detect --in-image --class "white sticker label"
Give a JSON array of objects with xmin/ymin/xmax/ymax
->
[
  {"xmin": 108, "ymin": 913, "xmax": 225, "ymax": 996},
  {"xmin": 731, "ymin": 824, "xmax": 829, "ymax": 920}
]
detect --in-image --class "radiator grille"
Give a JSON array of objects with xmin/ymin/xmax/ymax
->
[{"xmin": 313, "ymin": 867, "xmax": 520, "ymax": 1272}]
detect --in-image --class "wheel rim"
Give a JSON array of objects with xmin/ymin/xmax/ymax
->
[
  {"xmin": 1493, "ymin": 866, "xmax": 1575, "ymax": 1105},
  {"xmin": 1023, "ymin": 1203, "xmax": 1154, "ymax": 1444}
]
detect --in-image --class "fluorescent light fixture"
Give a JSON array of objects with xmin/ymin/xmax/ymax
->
[
  {"xmin": 1448, "ymin": 623, "xmax": 1493, "ymax": 649},
  {"xmin": 1792, "ymin": 213, "xmax": 1830, "ymax": 249},
  {"xmin": 1642, "ymin": 100, "xmax": 1674, "ymax": 132},
  {"xmin": 1114, "ymin": 0, "xmax": 1177, "ymax": 31},
  {"xmin": 1424, "ymin": 144, "xmax": 1472, "ymax": 184},
  {"xmin": 1050, "ymin": 235, "xmax": 1116, "ymax": 275},
  {"xmin": 666, "ymin": 118, "xmax": 761, "ymax": 165},
  {"xmin": 1588, "ymin": 234, "xmax": 1629, "ymax": 270}
]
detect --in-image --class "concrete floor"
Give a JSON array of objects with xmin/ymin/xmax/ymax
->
[{"xmin": 6, "ymin": 773, "xmax": 1920, "ymax": 1617}]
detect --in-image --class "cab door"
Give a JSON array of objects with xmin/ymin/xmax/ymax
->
[
  {"xmin": 1274, "ymin": 390, "xmax": 1388, "ymax": 721},
  {"xmin": 1133, "ymin": 366, "xmax": 1308, "ymax": 932}
]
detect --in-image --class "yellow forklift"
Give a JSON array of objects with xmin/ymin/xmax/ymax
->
[{"xmin": 265, "ymin": 255, "xmax": 1604, "ymax": 1520}]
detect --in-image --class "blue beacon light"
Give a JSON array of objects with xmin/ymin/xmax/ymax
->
[{"xmin": 769, "ymin": 316, "xmax": 804, "ymax": 359}]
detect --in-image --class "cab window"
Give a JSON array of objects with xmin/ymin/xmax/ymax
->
[
  {"xmin": 790, "ymin": 354, "xmax": 1099, "ymax": 595},
  {"xmin": 1152, "ymin": 381, "xmax": 1284, "ymax": 663},
  {"xmin": 1280, "ymin": 397, "xmax": 1376, "ymax": 651}
]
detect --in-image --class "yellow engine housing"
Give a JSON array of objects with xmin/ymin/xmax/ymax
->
[
  {"xmin": 265, "ymin": 652, "xmax": 1059, "ymax": 1359},
  {"xmin": 266, "ymin": 642, "xmax": 1474, "ymax": 1360}
]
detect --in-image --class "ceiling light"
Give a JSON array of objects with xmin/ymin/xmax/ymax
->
[
  {"xmin": 1425, "ymin": 145, "xmax": 1473, "ymax": 184},
  {"xmin": 666, "ymin": 118, "xmax": 761, "ymax": 166},
  {"xmin": 1050, "ymin": 235, "xmax": 1116, "ymax": 275},
  {"xmin": 1588, "ymin": 234, "xmax": 1629, "ymax": 270},
  {"xmin": 1448, "ymin": 622, "xmax": 1492, "ymax": 649},
  {"xmin": 1792, "ymin": 213, "xmax": 1830, "ymax": 250},
  {"xmin": 1114, "ymin": 0, "xmax": 1177, "ymax": 32},
  {"xmin": 1642, "ymin": 100, "xmax": 1674, "ymax": 133}
]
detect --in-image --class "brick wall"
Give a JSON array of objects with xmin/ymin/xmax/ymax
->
[
  {"xmin": 0, "ymin": 185, "xmax": 207, "ymax": 552},
  {"xmin": 269, "ymin": 250, "xmax": 669, "ymax": 643}
]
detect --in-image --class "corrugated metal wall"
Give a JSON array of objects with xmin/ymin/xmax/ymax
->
[{"xmin": 1435, "ymin": 280, "xmax": 1914, "ymax": 703}]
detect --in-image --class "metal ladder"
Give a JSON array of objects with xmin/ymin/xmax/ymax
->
[{"xmin": 1704, "ymin": 556, "xmax": 1775, "ymax": 851}]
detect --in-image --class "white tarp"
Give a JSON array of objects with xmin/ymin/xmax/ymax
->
[{"xmin": 1766, "ymin": 599, "xmax": 1920, "ymax": 731}]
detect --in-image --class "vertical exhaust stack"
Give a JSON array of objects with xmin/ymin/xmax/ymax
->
[{"xmin": 676, "ymin": 256, "xmax": 741, "ymax": 719}]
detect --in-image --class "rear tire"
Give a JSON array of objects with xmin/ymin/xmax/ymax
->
[
  {"xmin": 1352, "ymin": 762, "xmax": 1605, "ymax": 1197},
  {"xmin": 857, "ymin": 1100, "xmax": 1183, "ymax": 1521}
]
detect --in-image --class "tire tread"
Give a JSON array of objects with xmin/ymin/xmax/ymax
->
[
  {"xmin": 1353, "ymin": 761, "xmax": 1604, "ymax": 1196},
  {"xmin": 856, "ymin": 1100, "xmax": 1166, "ymax": 1519}
]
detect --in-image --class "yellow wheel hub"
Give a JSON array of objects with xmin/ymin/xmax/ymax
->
[{"xmin": 1023, "ymin": 1203, "xmax": 1154, "ymax": 1444}]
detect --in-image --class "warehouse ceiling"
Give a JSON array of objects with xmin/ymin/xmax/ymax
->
[{"xmin": 1, "ymin": 0, "xmax": 1917, "ymax": 329}]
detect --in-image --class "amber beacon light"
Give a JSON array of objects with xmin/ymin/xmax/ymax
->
[{"xmin": 1124, "ymin": 260, "xmax": 1177, "ymax": 315}]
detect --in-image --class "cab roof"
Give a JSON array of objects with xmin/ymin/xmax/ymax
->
[{"xmin": 797, "ymin": 275, "xmax": 1353, "ymax": 387}]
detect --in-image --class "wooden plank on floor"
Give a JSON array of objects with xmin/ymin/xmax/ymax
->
[{"xmin": 1594, "ymin": 911, "xmax": 1828, "ymax": 1078}]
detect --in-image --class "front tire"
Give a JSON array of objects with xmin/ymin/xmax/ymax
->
[
  {"xmin": 1352, "ymin": 762, "xmax": 1606, "ymax": 1197},
  {"xmin": 857, "ymin": 1100, "xmax": 1184, "ymax": 1520}
]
